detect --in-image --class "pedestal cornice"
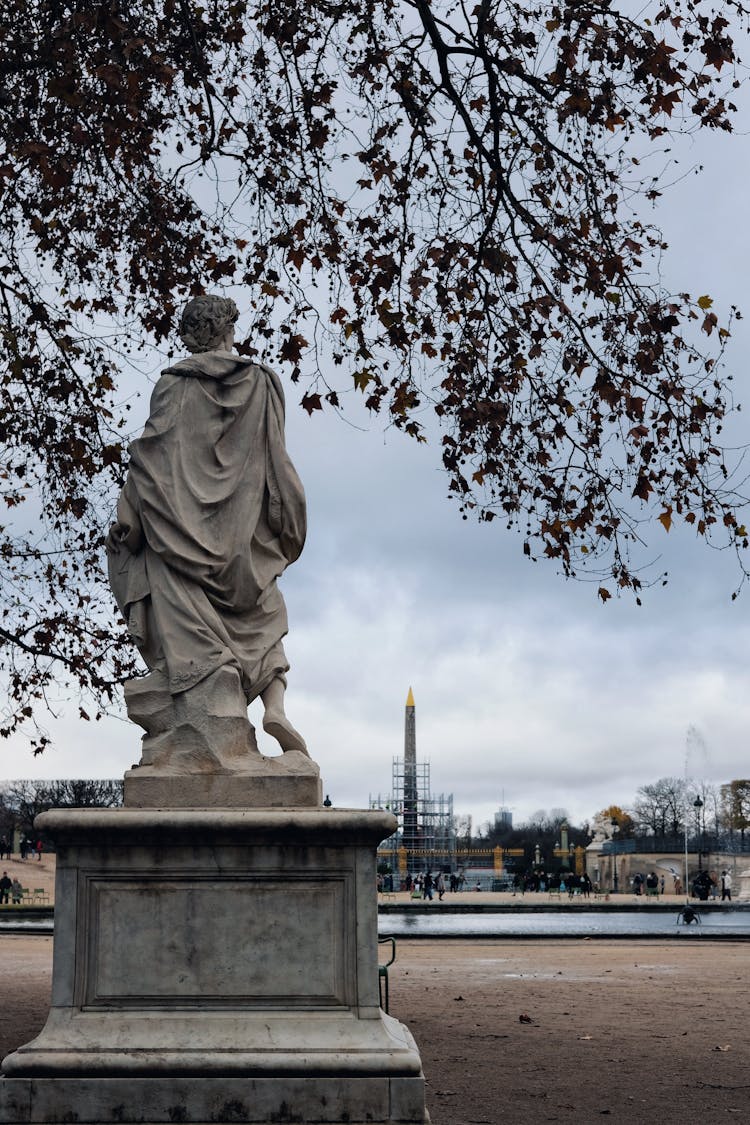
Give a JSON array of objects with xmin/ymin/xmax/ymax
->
[{"xmin": 35, "ymin": 806, "xmax": 398, "ymax": 847}]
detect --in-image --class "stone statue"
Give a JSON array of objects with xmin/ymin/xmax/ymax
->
[
  {"xmin": 589, "ymin": 813, "xmax": 611, "ymax": 845},
  {"xmin": 107, "ymin": 295, "xmax": 308, "ymax": 774}
]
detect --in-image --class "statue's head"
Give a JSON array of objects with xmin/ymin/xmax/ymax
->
[{"xmin": 179, "ymin": 295, "xmax": 239, "ymax": 353}]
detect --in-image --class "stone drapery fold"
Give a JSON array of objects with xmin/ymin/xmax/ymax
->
[{"xmin": 108, "ymin": 352, "xmax": 306, "ymax": 701}]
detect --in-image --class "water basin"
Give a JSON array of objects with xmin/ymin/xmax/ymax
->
[{"xmin": 377, "ymin": 909, "xmax": 750, "ymax": 938}]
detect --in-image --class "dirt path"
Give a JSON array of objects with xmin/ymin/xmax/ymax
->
[
  {"xmin": 0, "ymin": 934, "xmax": 53, "ymax": 1070},
  {"xmin": 0, "ymin": 936, "xmax": 747, "ymax": 1124},
  {"xmin": 388, "ymin": 940, "xmax": 750, "ymax": 1124}
]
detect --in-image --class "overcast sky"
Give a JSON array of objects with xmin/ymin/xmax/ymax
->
[{"xmin": 2, "ymin": 95, "xmax": 750, "ymax": 833}]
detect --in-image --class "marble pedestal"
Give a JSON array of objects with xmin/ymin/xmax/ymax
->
[{"xmin": 0, "ymin": 807, "xmax": 429, "ymax": 1124}]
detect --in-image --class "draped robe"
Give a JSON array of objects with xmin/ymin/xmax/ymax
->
[{"xmin": 107, "ymin": 352, "xmax": 306, "ymax": 702}]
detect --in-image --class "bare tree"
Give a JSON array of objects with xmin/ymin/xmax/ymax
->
[
  {"xmin": 524, "ymin": 808, "xmax": 571, "ymax": 833},
  {"xmin": 633, "ymin": 777, "xmax": 687, "ymax": 836},
  {"xmin": 1, "ymin": 0, "xmax": 749, "ymax": 746},
  {"xmin": 0, "ymin": 779, "xmax": 124, "ymax": 834}
]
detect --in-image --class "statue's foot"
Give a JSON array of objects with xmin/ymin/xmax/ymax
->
[{"xmin": 263, "ymin": 711, "xmax": 309, "ymax": 755}]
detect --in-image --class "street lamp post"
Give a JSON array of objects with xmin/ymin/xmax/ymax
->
[
  {"xmin": 611, "ymin": 818, "xmax": 619, "ymax": 893},
  {"xmin": 694, "ymin": 796, "xmax": 704, "ymax": 871}
]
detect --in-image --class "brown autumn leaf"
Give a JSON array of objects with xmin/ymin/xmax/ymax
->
[
  {"xmin": 301, "ymin": 392, "xmax": 323, "ymax": 415},
  {"xmin": 279, "ymin": 334, "xmax": 309, "ymax": 365},
  {"xmin": 632, "ymin": 476, "xmax": 653, "ymax": 502}
]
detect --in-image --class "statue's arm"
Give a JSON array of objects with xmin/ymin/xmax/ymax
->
[
  {"xmin": 106, "ymin": 476, "xmax": 144, "ymax": 554},
  {"xmin": 261, "ymin": 365, "xmax": 307, "ymax": 563}
]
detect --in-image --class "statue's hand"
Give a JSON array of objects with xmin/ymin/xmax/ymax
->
[
  {"xmin": 105, "ymin": 522, "xmax": 123, "ymax": 552},
  {"xmin": 106, "ymin": 520, "xmax": 143, "ymax": 554}
]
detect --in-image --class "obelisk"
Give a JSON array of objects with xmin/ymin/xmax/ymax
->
[{"xmin": 403, "ymin": 687, "xmax": 418, "ymax": 866}]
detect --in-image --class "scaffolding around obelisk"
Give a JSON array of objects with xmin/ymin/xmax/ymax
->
[{"xmin": 370, "ymin": 688, "xmax": 454, "ymax": 875}]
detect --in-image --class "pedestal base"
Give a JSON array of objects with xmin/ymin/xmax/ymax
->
[
  {"xmin": 124, "ymin": 748, "xmax": 322, "ymax": 808},
  {"xmin": 0, "ymin": 1070, "xmax": 428, "ymax": 1124},
  {"xmin": 0, "ymin": 809, "xmax": 428, "ymax": 1124}
]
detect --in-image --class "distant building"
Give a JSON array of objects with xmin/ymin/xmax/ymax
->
[{"xmin": 495, "ymin": 807, "xmax": 513, "ymax": 831}]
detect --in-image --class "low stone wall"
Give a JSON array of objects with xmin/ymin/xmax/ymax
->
[{"xmin": 587, "ymin": 848, "xmax": 743, "ymax": 897}]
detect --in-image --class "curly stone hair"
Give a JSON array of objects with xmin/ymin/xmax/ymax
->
[{"xmin": 179, "ymin": 295, "xmax": 239, "ymax": 353}]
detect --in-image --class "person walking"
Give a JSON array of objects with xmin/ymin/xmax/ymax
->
[
  {"xmin": 721, "ymin": 870, "xmax": 732, "ymax": 901},
  {"xmin": 435, "ymin": 872, "xmax": 445, "ymax": 901},
  {"xmin": 0, "ymin": 871, "xmax": 11, "ymax": 904},
  {"xmin": 423, "ymin": 871, "xmax": 434, "ymax": 901},
  {"xmin": 11, "ymin": 879, "xmax": 22, "ymax": 904}
]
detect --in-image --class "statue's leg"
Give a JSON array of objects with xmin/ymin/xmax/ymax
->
[{"xmin": 261, "ymin": 676, "xmax": 308, "ymax": 755}]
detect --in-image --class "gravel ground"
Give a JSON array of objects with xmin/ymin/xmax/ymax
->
[{"xmin": 0, "ymin": 936, "xmax": 747, "ymax": 1124}]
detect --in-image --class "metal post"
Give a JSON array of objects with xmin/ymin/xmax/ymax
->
[
  {"xmin": 611, "ymin": 818, "xmax": 619, "ymax": 893},
  {"xmin": 694, "ymin": 796, "xmax": 704, "ymax": 871}
]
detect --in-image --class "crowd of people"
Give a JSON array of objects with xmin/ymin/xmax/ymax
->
[
  {"xmin": 377, "ymin": 865, "xmax": 737, "ymax": 902},
  {"xmin": 631, "ymin": 867, "xmax": 733, "ymax": 901},
  {"xmin": 0, "ymin": 835, "xmax": 42, "ymax": 861},
  {"xmin": 378, "ymin": 869, "xmax": 598, "ymax": 898},
  {"xmin": 631, "ymin": 871, "xmax": 665, "ymax": 895},
  {"xmin": 0, "ymin": 835, "xmax": 46, "ymax": 908},
  {"xmin": 377, "ymin": 871, "xmax": 477, "ymax": 899},
  {"xmin": 690, "ymin": 868, "xmax": 732, "ymax": 901},
  {"xmin": 514, "ymin": 871, "xmax": 594, "ymax": 895}
]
